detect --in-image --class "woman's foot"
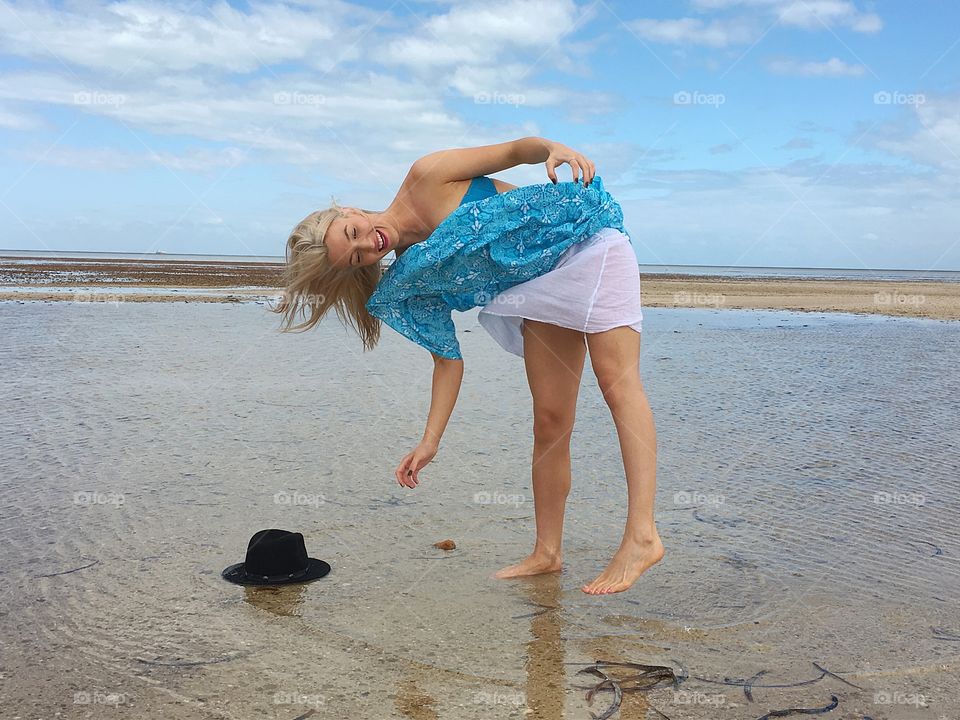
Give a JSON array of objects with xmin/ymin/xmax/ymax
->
[
  {"xmin": 492, "ymin": 552, "xmax": 562, "ymax": 579},
  {"xmin": 581, "ymin": 534, "xmax": 664, "ymax": 595}
]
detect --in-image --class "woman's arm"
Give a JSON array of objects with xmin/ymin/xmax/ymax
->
[
  {"xmin": 423, "ymin": 355, "xmax": 463, "ymax": 447},
  {"xmin": 412, "ymin": 136, "xmax": 596, "ymax": 186},
  {"xmin": 412, "ymin": 137, "xmax": 543, "ymax": 182},
  {"xmin": 395, "ymin": 355, "xmax": 464, "ymax": 488}
]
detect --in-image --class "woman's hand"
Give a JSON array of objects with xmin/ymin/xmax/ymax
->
[
  {"xmin": 395, "ymin": 439, "xmax": 438, "ymax": 488},
  {"xmin": 544, "ymin": 141, "xmax": 596, "ymax": 187}
]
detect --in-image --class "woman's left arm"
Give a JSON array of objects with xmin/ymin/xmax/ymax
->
[{"xmin": 412, "ymin": 137, "xmax": 596, "ymax": 187}]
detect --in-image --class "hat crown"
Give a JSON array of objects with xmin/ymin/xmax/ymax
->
[{"xmin": 243, "ymin": 529, "xmax": 309, "ymax": 579}]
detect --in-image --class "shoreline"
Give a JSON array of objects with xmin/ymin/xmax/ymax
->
[{"xmin": 1, "ymin": 257, "xmax": 957, "ymax": 320}]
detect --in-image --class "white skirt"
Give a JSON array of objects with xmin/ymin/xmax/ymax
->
[{"xmin": 477, "ymin": 227, "xmax": 643, "ymax": 357}]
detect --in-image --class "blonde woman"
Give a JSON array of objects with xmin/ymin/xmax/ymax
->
[{"xmin": 273, "ymin": 137, "xmax": 663, "ymax": 595}]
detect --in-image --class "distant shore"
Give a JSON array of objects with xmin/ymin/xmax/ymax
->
[{"xmin": 1, "ymin": 256, "xmax": 957, "ymax": 320}]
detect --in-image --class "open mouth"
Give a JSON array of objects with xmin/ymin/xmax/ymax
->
[{"xmin": 376, "ymin": 229, "xmax": 388, "ymax": 252}]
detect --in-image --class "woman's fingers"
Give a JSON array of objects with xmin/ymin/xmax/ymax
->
[
  {"xmin": 545, "ymin": 158, "xmax": 558, "ymax": 184},
  {"xmin": 583, "ymin": 158, "xmax": 595, "ymax": 186},
  {"xmin": 395, "ymin": 452, "xmax": 421, "ymax": 489},
  {"xmin": 396, "ymin": 453, "xmax": 413, "ymax": 487},
  {"xmin": 568, "ymin": 159, "xmax": 581, "ymax": 184}
]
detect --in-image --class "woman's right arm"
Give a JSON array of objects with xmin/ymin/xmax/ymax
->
[{"xmin": 395, "ymin": 355, "xmax": 464, "ymax": 488}]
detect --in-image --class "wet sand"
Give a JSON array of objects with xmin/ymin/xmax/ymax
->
[
  {"xmin": 1, "ymin": 300, "xmax": 958, "ymax": 719},
  {"xmin": 1, "ymin": 255, "xmax": 958, "ymax": 320}
]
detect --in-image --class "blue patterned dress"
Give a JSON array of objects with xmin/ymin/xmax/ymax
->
[{"xmin": 364, "ymin": 175, "xmax": 627, "ymax": 359}]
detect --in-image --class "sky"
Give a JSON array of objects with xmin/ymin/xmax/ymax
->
[{"xmin": 0, "ymin": 0, "xmax": 957, "ymax": 270}]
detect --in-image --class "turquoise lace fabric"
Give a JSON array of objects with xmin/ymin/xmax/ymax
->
[{"xmin": 365, "ymin": 175, "xmax": 627, "ymax": 359}]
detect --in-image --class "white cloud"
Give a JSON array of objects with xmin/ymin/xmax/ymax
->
[
  {"xmin": 778, "ymin": 136, "xmax": 815, "ymax": 149},
  {"xmin": 635, "ymin": 0, "xmax": 882, "ymax": 49},
  {"xmin": 765, "ymin": 56, "xmax": 866, "ymax": 76},
  {"xmin": 385, "ymin": 0, "xmax": 588, "ymax": 69},
  {"xmin": 3, "ymin": 142, "xmax": 247, "ymax": 174},
  {"xmin": 873, "ymin": 95, "xmax": 960, "ymax": 171},
  {"xmin": 0, "ymin": 104, "xmax": 43, "ymax": 130},
  {"xmin": 628, "ymin": 17, "xmax": 755, "ymax": 48},
  {"xmin": 776, "ymin": 1, "xmax": 882, "ymax": 33},
  {"xmin": 618, "ymin": 160, "xmax": 957, "ymax": 268},
  {"xmin": 0, "ymin": 0, "xmax": 362, "ymax": 74}
]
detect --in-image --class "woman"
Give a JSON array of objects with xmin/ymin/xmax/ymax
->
[{"xmin": 273, "ymin": 137, "xmax": 663, "ymax": 595}]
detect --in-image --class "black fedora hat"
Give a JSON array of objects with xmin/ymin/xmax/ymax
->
[{"xmin": 222, "ymin": 529, "xmax": 331, "ymax": 586}]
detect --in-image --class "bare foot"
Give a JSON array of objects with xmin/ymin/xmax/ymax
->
[
  {"xmin": 492, "ymin": 553, "xmax": 562, "ymax": 579},
  {"xmin": 581, "ymin": 534, "xmax": 664, "ymax": 595}
]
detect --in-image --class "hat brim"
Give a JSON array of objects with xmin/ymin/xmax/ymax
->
[{"xmin": 221, "ymin": 558, "xmax": 331, "ymax": 586}]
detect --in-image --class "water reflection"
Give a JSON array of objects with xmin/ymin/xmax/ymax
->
[
  {"xmin": 242, "ymin": 583, "xmax": 308, "ymax": 617},
  {"xmin": 520, "ymin": 575, "xmax": 564, "ymax": 719}
]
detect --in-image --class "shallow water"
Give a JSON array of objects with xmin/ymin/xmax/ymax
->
[{"xmin": 1, "ymin": 300, "xmax": 958, "ymax": 719}]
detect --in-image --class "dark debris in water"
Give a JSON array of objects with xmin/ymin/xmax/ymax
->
[
  {"xmin": 34, "ymin": 559, "xmax": 99, "ymax": 578},
  {"xmin": 756, "ymin": 694, "xmax": 838, "ymax": 719},
  {"xmin": 568, "ymin": 659, "xmax": 859, "ymax": 720},
  {"xmin": 135, "ymin": 651, "xmax": 252, "ymax": 667},
  {"xmin": 911, "ymin": 539, "xmax": 944, "ymax": 556},
  {"xmin": 932, "ymin": 626, "xmax": 960, "ymax": 642}
]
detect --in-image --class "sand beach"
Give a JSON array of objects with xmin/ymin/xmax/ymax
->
[{"xmin": 1, "ymin": 256, "xmax": 958, "ymax": 718}]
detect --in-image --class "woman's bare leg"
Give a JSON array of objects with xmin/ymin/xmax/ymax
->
[
  {"xmin": 581, "ymin": 326, "xmax": 663, "ymax": 594},
  {"xmin": 493, "ymin": 318, "xmax": 587, "ymax": 579}
]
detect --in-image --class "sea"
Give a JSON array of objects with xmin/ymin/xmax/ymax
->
[{"xmin": 2, "ymin": 249, "xmax": 958, "ymax": 283}]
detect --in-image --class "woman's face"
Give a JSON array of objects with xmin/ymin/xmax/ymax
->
[{"xmin": 324, "ymin": 209, "xmax": 395, "ymax": 269}]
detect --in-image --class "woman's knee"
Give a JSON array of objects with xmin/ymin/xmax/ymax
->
[
  {"xmin": 532, "ymin": 404, "xmax": 576, "ymax": 444},
  {"xmin": 594, "ymin": 367, "xmax": 644, "ymax": 408}
]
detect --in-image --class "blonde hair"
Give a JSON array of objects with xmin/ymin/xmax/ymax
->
[{"xmin": 270, "ymin": 200, "xmax": 384, "ymax": 352}]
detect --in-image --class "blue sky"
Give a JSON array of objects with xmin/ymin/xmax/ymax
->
[{"xmin": 0, "ymin": 0, "xmax": 957, "ymax": 269}]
